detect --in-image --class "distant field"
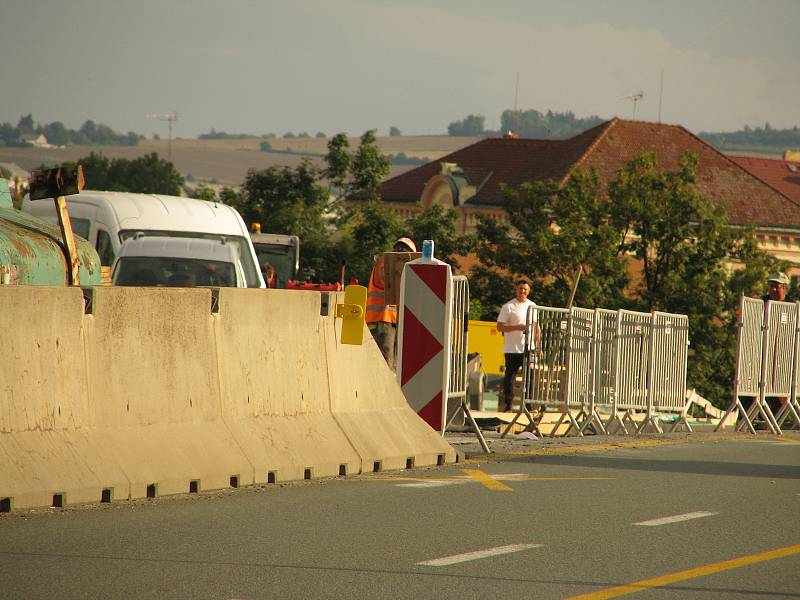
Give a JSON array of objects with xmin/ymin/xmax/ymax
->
[{"xmin": 0, "ymin": 135, "xmax": 477, "ymax": 187}]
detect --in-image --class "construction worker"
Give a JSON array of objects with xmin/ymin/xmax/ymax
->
[{"xmin": 366, "ymin": 237, "xmax": 416, "ymax": 370}]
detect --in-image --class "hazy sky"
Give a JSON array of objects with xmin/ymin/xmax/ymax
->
[{"xmin": 1, "ymin": 0, "xmax": 797, "ymax": 138}]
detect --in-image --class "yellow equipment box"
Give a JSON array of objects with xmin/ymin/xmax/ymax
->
[{"xmin": 467, "ymin": 319, "xmax": 505, "ymax": 375}]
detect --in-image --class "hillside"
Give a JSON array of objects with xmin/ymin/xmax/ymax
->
[{"xmin": 0, "ymin": 135, "xmax": 479, "ymax": 187}]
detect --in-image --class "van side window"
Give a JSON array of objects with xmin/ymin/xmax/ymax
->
[
  {"xmin": 71, "ymin": 218, "xmax": 91, "ymax": 240},
  {"xmin": 96, "ymin": 229, "xmax": 116, "ymax": 266}
]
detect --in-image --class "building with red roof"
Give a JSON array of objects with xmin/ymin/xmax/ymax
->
[{"xmin": 374, "ymin": 118, "xmax": 800, "ymax": 268}]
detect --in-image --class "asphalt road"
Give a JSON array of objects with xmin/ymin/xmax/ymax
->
[{"xmin": 1, "ymin": 434, "xmax": 798, "ymax": 599}]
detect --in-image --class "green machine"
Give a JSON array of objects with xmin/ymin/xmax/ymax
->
[{"xmin": 0, "ymin": 180, "xmax": 102, "ymax": 286}]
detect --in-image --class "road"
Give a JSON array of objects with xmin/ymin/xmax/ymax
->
[{"xmin": 1, "ymin": 434, "xmax": 798, "ymax": 599}]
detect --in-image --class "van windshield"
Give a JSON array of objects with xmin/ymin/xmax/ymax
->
[
  {"xmin": 114, "ymin": 256, "xmax": 237, "ymax": 287},
  {"xmin": 119, "ymin": 230, "xmax": 260, "ymax": 287}
]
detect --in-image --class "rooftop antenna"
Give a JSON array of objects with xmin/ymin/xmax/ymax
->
[
  {"xmin": 619, "ymin": 92, "xmax": 643, "ymax": 120},
  {"xmin": 510, "ymin": 71, "xmax": 520, "ymax": 137},
  {"xmin": 658, "ymin": 69, "xmax": 664, "ymax": 123},
  {"xmin": 146, "ymin": 112, "xmax": 179, "ymax": 162}
]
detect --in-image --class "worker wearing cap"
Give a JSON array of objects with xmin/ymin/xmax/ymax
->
[
  {"xmin": 366, "ymin": 237, "xmax": 416, "ymax": 370},
  {"xmin": 765, "ymin": 271, "xmax": 789, "ymax": 302},
  {"xmin": 755, "ymin": 272, "xmax": 791, "ymax": 423}
]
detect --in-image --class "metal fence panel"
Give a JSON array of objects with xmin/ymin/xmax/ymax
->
[
  {"xmin": 651, "ymin": 311, "xmax": 689, "ymax": 411},
  {"xmin": 567, "ymin": 307, "xmax": 595, "ymax": 408},
  {"xmin": 616, "ymin": 310, "xmax": 651, "ymax": 410},
  {"xmin": 595, "ymin": 308, "xmax": 619, "ymax": 408},
  {"xmin": 737, "ymin": 297, "xmax": 764, "ymax": 397},
  {"xmin": 523, "ymin": 306, "xmax": 569, "ymax": 408},
  {"xmin": 448, "ymin": 275, "xmax": 469, "ymax": 399},
  {"xmin": 763, "ymin": 300, "xmax": 797, "ymax": 397}
]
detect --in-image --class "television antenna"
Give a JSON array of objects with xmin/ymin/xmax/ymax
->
[
  {"xmin": 620, "ymin": 92, "xmax": 643, "ymax": 120},
  {"xmin": 146, "ymin": 112, "xmax": 179, "ymax": 161}
]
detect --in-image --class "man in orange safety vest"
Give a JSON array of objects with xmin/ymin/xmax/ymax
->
[{"xmin": 366, "ymin": 237, "xmax": 416, "ymax": 370}]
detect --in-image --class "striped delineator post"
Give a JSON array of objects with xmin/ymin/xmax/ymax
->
[{"xmin": 397, "ymin": 241, "xmax": 452, "ymax": 433}]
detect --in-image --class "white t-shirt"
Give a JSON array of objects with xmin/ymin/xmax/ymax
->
[{"xmin": 497, "ymin": 298, "xmax": 537, "ymax": 354}]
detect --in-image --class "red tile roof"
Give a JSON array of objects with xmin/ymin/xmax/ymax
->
[
  {"xmin": 728, "ymin": 155, "xmax": 800, "ymax": 207},
  {"xmin": 379, "ymin": 118, "xmax": 800, "ymax": 228}
]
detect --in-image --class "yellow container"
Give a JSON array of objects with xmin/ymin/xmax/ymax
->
[{"xmin": 467, "ymin": 320, "xmax": 505, "ymax": 375}]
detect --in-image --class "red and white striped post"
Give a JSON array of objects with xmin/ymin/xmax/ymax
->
[{"xmin": 396, "ymin": 240, "xmax": 452, "ymax": 433}]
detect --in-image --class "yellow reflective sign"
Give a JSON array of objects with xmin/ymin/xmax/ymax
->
[{"xmin": 336, "ymin": 284, "xmax": 367, "ymax": 345}]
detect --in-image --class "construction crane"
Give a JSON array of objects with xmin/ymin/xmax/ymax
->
[
  {"xmin": 620, "ymin": 92, "xmax": 644, "ymax": 120},
  {"xmin": 146, "ymin": 112, "xmax": 179, "ymax": 162}
]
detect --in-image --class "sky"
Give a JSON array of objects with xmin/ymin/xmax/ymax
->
[{"xmin": 1, "ymin": 0, "xmax": 798, "ymax": 139}]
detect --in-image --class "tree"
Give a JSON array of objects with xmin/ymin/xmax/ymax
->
[
  {"xmin": 338, "ymin": 202, "xmax": 403, "ymax": 284},
  {"xmin": 405, "ymin": 204, "xmax": 471, "ymax": 268},
  {"xmin": 389, "ymin": 126, "xmax": 401, "ymax": 137},
  {"xmin": 77, "ymin": 152, "xmax": 112, "ymax": 190},
  {"xmin": 77, "ymin": 152, "xmax": 183, "ymax": 194},
  {"xmin": 315, "ymin": 131, "xmax": 326, "ymax": 138},
  {"xmin": 324, "ymin": 130, "xmax": 389, "ymax": 202},
  {"xmin": 43, "ymin": 121, "xmax": 70, "ymax": 146},
  {"xmin": 447, "ymin": 114, "xmax": 485, "ymax": 136},
  {"xmin": 324, "ymin": 133, "xmax": 351, "ymax": 195},
  {"xmin": 607, "ymin": 151, "xmax": 776, "ymax": 403},
  {"xmin": 350, "ymin": 129, "xmax": 390, "ymax": 201},
  {"xmin": 472, "ymin": 168, "xmax": 629, "ymax": 316},
  {"xmin": 188, "ymin": 184, "xmax": 217, "ymax": 202}
]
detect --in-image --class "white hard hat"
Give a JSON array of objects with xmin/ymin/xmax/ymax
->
[{"xmin": 394, "ymin": 237, "xmax": 416, "ymax": 252}]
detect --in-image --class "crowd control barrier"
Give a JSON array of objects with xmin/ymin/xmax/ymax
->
[
  {"xmin": 717, "ymin": 297, "xmax": 800, "ymax": 434},
  {"xmin": 503, "ymin": 304, "xmax": 691, "ymax": 437}
]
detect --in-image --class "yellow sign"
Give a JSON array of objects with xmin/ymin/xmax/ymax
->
[{"xmin": 336, "ymin": 285, "xmax": 367, "ymax": 345}]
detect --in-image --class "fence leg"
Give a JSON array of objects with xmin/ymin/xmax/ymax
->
[
  {"xmin": 462, "ymin": 400, "xmax": 491, "ymax": 454},
  {"xmin": 606, "ymin": 411, "xmax": 628, "ymax": 435},
  {"xmin": 668, "ymin": 412, "xmax": 692, "ymax": 433},
  {"xmin": 775, "ymin": 400, "xmax": 800, "ymax": 430}
]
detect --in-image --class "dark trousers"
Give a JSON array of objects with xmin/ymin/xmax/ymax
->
[{"xmin": 502, "ymin": 353, "xmax": 525, "ymax": 409}]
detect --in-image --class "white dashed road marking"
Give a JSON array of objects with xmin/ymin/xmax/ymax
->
[
  {"xmin": 417, "ymin": 543, "xmax": 542, "ymax": 567},
  {"xmin": 634, "ymin": 511, "xmax": 717, "ymax": 527}
]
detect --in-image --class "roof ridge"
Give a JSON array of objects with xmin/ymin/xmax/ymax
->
[{"xmin": 558, "ymin": 118, "xmax": 618, "ymax": 185}]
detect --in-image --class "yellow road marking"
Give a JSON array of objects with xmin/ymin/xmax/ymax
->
[
  {"xmin": 566, "ymin": 544, "xmax": 800, "ymax": 599},
  {"xmin": 461, "ymin": 469, "xmax": 514, "ymax": 491}
]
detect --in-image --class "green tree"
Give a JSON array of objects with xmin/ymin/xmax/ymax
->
[
  {"xmin": 405, "ymin": 204, "xmax": 472, "ymax": 268},
  {"xmin": 77, "ymin": 152, "xmax": 183, "ymax": 194},
  {"xmin": 607, "ymin": 151, "xmax": 776, "ymax": 403},
  {"xmin": 350, "ymin": 129, "xmax": 390, "ymax": 201},
  {"xmin": 188, "ymin": 184, "xmax": 217, "ymax": 202},
  {"xmin": 324, "ymin": 133, "xmax": 351, "ymax": 195},
  {"xmin": 77, "ymin": 152, "xmax": 112, "ymax": 190},
  {"xmin": 389, "ymin": 126, "xmax": 401, "ymax": 136},
  {"xmin": 339, "ymin": 201, "xmax": 403, "ymax": 284},
  {"xmin": 472, "ymin": 168, "xmax": 629, "ymax": 314},
  {"xmin": 447, "ymin": 114, "xmax": 485, "ymax": 136}
]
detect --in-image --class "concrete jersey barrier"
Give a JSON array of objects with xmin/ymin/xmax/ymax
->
[{"xmin": 0, "ymin": 286, "xmax": 454, "ymax": 510}]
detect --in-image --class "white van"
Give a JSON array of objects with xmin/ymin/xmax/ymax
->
[
  {"xmin": 22, "ymin": 191, "xmax": 265, "ymax": 288},
  {"xmin": 112, "ymin": 236, "xmax": 246, "ymax": 287}
]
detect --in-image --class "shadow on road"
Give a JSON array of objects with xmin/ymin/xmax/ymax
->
[{"xmin": 506, "ymin": 454, "xmax": 800, "ymax": 480}]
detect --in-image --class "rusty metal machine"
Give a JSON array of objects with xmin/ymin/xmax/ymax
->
[{"xmin": 0, "ymin": 177, "xmax": 102, "ymax": 286}]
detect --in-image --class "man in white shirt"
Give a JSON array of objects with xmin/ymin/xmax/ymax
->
[{"xmin": 496, "ymin": 280, "xmax": 540, "ymax": 412}]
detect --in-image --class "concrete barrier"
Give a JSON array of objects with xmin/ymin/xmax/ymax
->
[
  {"xmin": 0, "ymin": 286, "xmax": 455, "ymax": 510},
  {"xmin": 0, "ymin": 287, "xmax": 123, "ymax": 508},
  {"xmin": 325, "ymin": 293, "xmax": 456, "ymax": 471},
  {"xmin": 84, "ymin": 287, "xmax": 249, "ymax": 498},
  {"xmin": 215, "ymin": 288, "xmax": 361, "ymax": 481}
]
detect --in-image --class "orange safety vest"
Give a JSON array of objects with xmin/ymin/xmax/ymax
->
[{"xmin": 365, "ymin": 256, "xmax": 397, "ymax": 324}]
